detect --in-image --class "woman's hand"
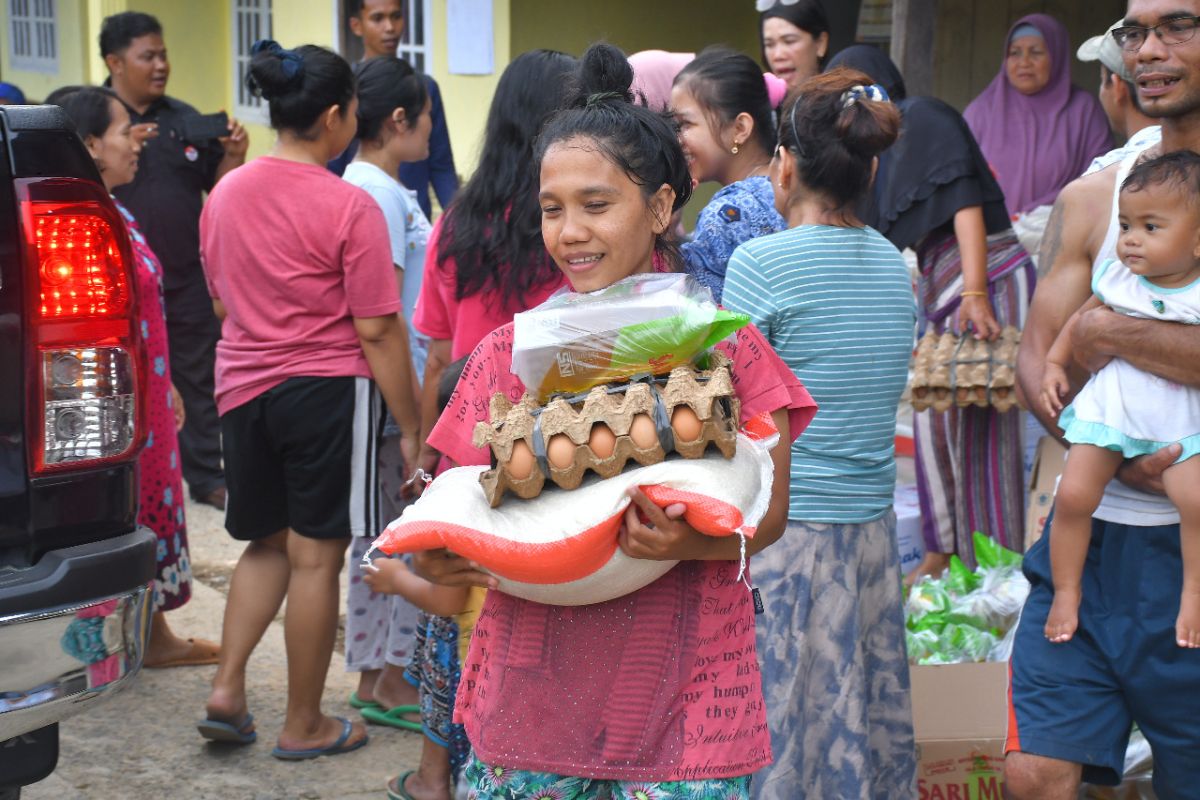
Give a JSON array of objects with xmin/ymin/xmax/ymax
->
[
  {"xmin": 398, "ymin": 434, "xmax": 422, "ymax": 500},
  {"xmin": 411, "ymin": 548, "xmax": 498, "ymax": 589},
  {"xmin": 170, "ymin": 383, "xmax": 185, "ymax": 432},
  {"xmin": 1039, "ymin": 363, "xmax": 1070, "ymax": 419},
  {"xmin": 617, "ymin": 487, "xmax": 711, "ymax": 562},
  {"xmin": 959, "ymin": 294, "xmax": 1002, "ymax": 340}
]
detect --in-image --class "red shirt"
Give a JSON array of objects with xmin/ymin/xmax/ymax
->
[
  {"xmin": 200, "ymin": 157, "xmax": 401, "ymax": 414},
  {"xmin": 412, "ymin": 216, "xmax": 565, "ymax": 360},
  {"xmin": 428, "ymin": 319, "xmax": 816, "ymax": 781}
]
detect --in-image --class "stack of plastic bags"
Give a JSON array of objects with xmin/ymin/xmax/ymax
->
[{"xmin": 905, "ymin": 532, "xmax": 1030, "ymax": 665}]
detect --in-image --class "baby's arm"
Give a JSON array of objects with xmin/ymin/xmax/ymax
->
[
  {"xmin": 1041, "ymin": 294, "xmax": 1105, "ymax": 418},
  {"xmin": 363, "ymin": 557, "xmax": 471, "ymax": 616}
]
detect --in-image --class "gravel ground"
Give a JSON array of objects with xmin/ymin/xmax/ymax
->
[{"xmin": 22, "ymin": 496, "xmax": 422, "ymax": 800}]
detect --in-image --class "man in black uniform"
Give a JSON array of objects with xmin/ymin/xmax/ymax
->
[{"xmin": 101, "ymin": 12, "xmax": 248, "ymax": 509}]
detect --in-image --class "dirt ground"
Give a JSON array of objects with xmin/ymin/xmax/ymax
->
[{"xmin": 22, "ymin": 498, "xmax": 422, "ymax": 800}]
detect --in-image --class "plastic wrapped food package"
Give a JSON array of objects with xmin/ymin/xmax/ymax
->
[
  {"xmin": 511, "ymin": 273, "xmax": 749, "ymax": 401},
  {"xmin": 904, "ymin": 532, "xmax": 1030, "ymax": 665}
]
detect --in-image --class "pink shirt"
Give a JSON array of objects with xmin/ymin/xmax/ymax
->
[
  {"xmin": 200, "ymin": 157, "xmax": 401, "ymax": 415},
  {"xmin": 429, "ymin": 320, "xmax": 817, "ymax": 781},
  {"xmin": 412, "ymin": 216, "xmax": 565, "ymax": 360}
]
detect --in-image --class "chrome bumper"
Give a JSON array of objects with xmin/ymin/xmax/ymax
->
[{"xmin": 0, "ymin": 584, "xmax": 152, "ymax": 740}]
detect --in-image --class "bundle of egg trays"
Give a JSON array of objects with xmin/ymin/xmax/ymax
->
[
  {"xmin": 909, "ymin": 326, "xmax": 1020, "ymax": 413},
  {"xmin": 473, "ymin": 351, "xmax": 741, "ymax": 507}
]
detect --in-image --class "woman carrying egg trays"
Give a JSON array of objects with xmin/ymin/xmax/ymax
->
[{"xmin": 368, "ymin": 273, "xmax": 789, "ymax": 606}]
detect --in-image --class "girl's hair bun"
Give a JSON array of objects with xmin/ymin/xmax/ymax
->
[
  {"xmin": 571, "ymin": 43, "xmax": 635, "ymax": 107},
  {"xmin": 247, "ymin": 39, "xmax": 306, "ymax": 101}
]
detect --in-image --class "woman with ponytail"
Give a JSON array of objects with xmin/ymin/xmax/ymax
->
[
  {"xmin": 411, "ymin": 43, "xmax": 816, "ymax": 799},
  {"xmin": 829, "ymin": 46, "xmax": 1034, "ymax": 579},
  {"xmin": 722, "ymin": 69, "xmax": 919, "ymax": 798},
  {"xmin": 671, "ymin": 47, "xmax": 786, "ymax": 303},
  {"xmin": 197, "ymin": 41, "xmax": 420, "ymax": 759}
]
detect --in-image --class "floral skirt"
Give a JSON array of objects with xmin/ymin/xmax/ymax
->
[{"xmin": 463, "ymin": 755, "xmax": 751, "ymax": 799}]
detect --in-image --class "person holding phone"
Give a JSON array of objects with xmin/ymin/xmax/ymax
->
[{"xmin": 101, "ymin": 11, "xmax": 249, "ymax": 512}]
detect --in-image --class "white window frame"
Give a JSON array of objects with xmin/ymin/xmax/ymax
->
[
  {"xmin": 395, "ymin": 0, "xmax": 433, "ymax": 74},
  {"xmin": 8, "ymin": 0, "xmax": 58, "ymax": 74},
  {"xmin": 231, "ymin": 0, "xmax": 273, "ymax": 124}
]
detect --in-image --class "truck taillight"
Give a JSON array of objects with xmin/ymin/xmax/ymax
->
[{"xmin": 18, "ymin": 178, "xmax": 146, "ymax": 475}]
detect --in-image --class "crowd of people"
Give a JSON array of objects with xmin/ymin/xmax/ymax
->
[{"xmin": 17, "ymin": 0, "xmax": 1200, "ymax": 797}]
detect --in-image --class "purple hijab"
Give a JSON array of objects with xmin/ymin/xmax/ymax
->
[{"xmin": 964, "ymin": 14, "xmax": 1112, "ymax": 215}]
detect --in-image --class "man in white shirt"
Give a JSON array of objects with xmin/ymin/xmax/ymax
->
[{"xmin": 1007, "ymin": 3, "xmax": 1200, "ymax": 798}]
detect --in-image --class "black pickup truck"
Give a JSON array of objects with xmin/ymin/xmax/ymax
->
[{"xmin": 0, "ymin": 104, "xmax": 156, "ymax": 796}]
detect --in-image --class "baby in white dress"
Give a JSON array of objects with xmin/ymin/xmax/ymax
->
[{"xmin": 1041, "ymin": 151, "xmax": 1200, "ymax": 647}]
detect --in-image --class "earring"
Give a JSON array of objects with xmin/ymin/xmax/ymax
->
[{"xmin": 731, "ymin": 143, "xmax": 740, "ymax": 155}]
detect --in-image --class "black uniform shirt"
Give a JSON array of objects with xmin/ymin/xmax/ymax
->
[{"xmin": 113, "ymin": 95, "xmax": 224, "ymax": 292}]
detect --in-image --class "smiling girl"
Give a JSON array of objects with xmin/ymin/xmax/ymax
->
[
  {"xmin": 412, "ymin": 43, "xmax": 816, "ymax": 800},
  {"xmin": 673, "ymin": 47, "xmax": 786, "ymax": 303}
]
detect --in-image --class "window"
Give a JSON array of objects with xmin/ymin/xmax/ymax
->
[
  {"xmin": 232, "ymin": 0, "xmax": 273, "ymax": 122},
  {"xmin": 337, "ymin": 0, "xmax": 432, "ymax": 72},
  {"xmin": 9, "ymin": 0, "xmax": 57, "ymax": 73},
  {"xmin": 395, "ymin": 0, "xmax": 432, "ymax": 73}
]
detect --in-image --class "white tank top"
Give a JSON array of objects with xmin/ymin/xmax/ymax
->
[{"xmin": 1091, "ymin": 145, "xmax": 1181, "ymax": 526}]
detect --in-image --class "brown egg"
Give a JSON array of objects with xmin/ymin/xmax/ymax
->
[
  {"xmin": 507, "ymin": 439, "xmax": 535, "ymax": 480},
  {"xmin": 629, "ymin": 413, "xmax": 658, "ymax": 449},
  {"xmin": 589, "ymin": 423, "xmax": 616, "ymax": 459},
  {"xmin": 547, "ymin": 433, "xmax": 577, "ymax": 470},
  {"xmin": 671, "ymin": 405, "xmax": 703, "ymax": 442}
]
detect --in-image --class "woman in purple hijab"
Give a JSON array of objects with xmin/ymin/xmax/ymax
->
[{"xmin": 965, "ymin": 14, "xmax": 1111, "ymax": 217}]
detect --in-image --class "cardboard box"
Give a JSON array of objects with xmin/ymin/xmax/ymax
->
[
  {"xmin": 911, "ymin": 661, "xmax": 1009, "ymax": 800},
  {"xmin": 1025, "ymin": 436, "xmax": 1066, "ymax": 551},
  {"xmin": 895, "ymin": 482, "xmax": 924, "ymax": 575}
]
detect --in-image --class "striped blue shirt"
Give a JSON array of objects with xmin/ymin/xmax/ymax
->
[{"xmin": 723, "ymin": 225, "xmax": 916, "ymax": 523}]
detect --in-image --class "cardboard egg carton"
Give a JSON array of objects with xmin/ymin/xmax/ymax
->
[
  {"xmin": 473, "ymin": 351, "xmax": 741, "ymax": 507},
  {"xmin": 910, "ymin": 327, "xmax": 1021, "ymax": 413}
]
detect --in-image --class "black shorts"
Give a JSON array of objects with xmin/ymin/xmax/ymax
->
[{"xmin": 221, "ymin": 376, "xmax": 381, "ymax": 541}]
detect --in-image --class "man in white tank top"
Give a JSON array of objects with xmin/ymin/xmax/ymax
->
[{"xmin": 1007, "ymin": 3, "xmax": 1200, "ymax": 798}]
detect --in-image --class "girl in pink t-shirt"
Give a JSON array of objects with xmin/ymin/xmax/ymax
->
[
  {"xmin": 414, "ymin": 44, "xmax": 816, "ymax": 798},
  {"xmin": 413, "ymin": 50, "xmax": 577, "ymax": 479}
]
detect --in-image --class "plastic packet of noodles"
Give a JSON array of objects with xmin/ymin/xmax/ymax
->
[{"xmin": 511, "ymin": 273, "xmax": 749, "ymax": 401}]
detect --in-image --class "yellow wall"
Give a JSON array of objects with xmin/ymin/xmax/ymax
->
[
  {"xmin": 429, "ymin": 0, "xmax": 510, "ymax": 178},
  {"xmin": 0, "ymin": 0, "xmax": 92, "ymax": 102},
  {"xmin": 509, "ymin": 0, "xmax": 760, "ymax": 67}
]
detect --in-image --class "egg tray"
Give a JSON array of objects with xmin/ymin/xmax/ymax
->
[
  {"xmin": 909, "ymin": 326, "xmax": 1020, "ymax": 413},
  {"xmin": 472, "ymin": 351, "xmax": 741, "ymax": 507}
]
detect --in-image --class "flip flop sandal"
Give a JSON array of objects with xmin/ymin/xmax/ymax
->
[
  {"xmin": 271, "ymin": 716, "xmax": 369, "ymax": 761},
  {"xmin": 197, "ymin": 713, "xmax": 257, "ymax": 745},
  {"xmin": 361, "ymin": 704, "xmax": 422, "ymax": 732},
  {"xmin": 348, "ymin": 691, "xmax": 382, "ymax": 710},
  {"xmin": 386, "ymin": 770, "xmax": 419, "ymax": 800}
]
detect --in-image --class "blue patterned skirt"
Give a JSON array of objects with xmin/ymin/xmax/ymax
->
[{"xmin": 750, "ymin": 513, "xmax": 916, "ymax": 799}]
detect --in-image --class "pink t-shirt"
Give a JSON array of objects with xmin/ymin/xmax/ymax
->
[
  {"xmin": 412, "ymin": 216, "xmax": 566, "ymax": 360},
  {"xmin": 200, "ymin": 157, "xmax": 401, "ymax": 415},
  {"xmin": 429, "ymin": 320, "xmax": 817, "ymax": 782}
]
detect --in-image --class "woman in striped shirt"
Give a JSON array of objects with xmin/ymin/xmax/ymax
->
[{"xmin": 723, "ymin": 69, "xmax": 918, "ymax": 799}]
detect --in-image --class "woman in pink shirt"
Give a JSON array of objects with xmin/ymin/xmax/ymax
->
[
  {"xmin": 412, "ymin": 50, "xmax": 576, "ymax": 476},
  {"xmin": 196, "ymin": 40, "xmax": 419, "ymax": 760},
  {"xmin": 415, "ymin": 44, "xmax": 816, "ymax": 798}
]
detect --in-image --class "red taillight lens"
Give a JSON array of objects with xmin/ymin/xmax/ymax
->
[
  {"xmin": 17, "ymin": 178, "xmax": 145, "ymax": 474},
  {"xmin": 33, "ymin": 210, "xmax": 130, "ymax": 320}
]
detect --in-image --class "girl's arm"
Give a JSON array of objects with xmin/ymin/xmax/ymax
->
[
  {"xmin": 363, "ymin": 557, "xmax": 471, "ymax": 616},
  {"xmin": 1040, "ymin": 294, "xmax": 1105, "ymax": 418},
  {"xmin": 954, "ymin": 205, "xmax": 1002, "ymax": 341},
  {"xmin": 618, "ymin": 407, "xmax": 792, "ymax": 561},
  {"xmin": 417, "ymin": 338, "xmax": 453, "ymax": 476},
  {"xmin": 355, "ymin": 314, "xmax": 421, "ymax": 469}
]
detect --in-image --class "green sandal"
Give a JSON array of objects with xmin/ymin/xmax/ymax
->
[
  {"xmin": 361, "ymin": 703, "xmax": 422, "ymax": 732},
  {"xmin": 386, "ymin": 770, "xmax": 419, "ymax": 800},
  {"xmin": 348, "ymin": 691, "xmax": 381, "ymax": 710}
]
